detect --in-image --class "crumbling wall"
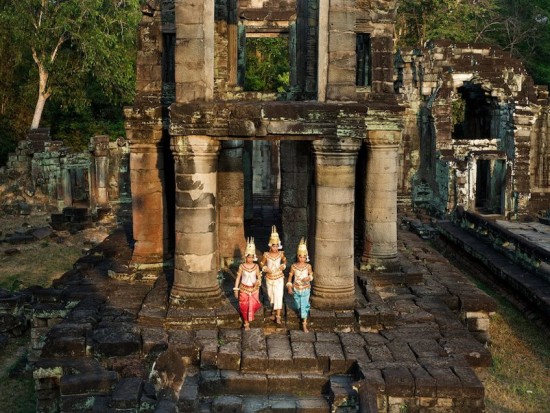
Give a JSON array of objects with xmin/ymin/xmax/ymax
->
[
  {"xmin": 398, "ymin": 40, "xmax": 550, "ymax": 218},
  {"xmin": 0, "ymin": 130, "xmax": 131, "ymax": 219}
]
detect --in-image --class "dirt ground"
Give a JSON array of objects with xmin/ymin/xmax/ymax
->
[
  {"xmin": 0, "ymin": 213, "xmax": 111, "ymax": 291},
  {"xmin": 0, "ymin": 212, "xmax": 111, "ymax": 391}
]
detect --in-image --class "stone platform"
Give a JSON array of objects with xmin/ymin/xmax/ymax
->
[{"xmin": 28, "ymin": 226, "xmax": 496, "ymax": 413}]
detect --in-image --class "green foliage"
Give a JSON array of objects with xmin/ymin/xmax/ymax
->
[
  {"xmin": 0, "ymin": 0, "xmax": 141, "ymax": 129},
  {"xmin": 244, "ymin": 37, "xmax": 290, "ymax": 93},
  {"xmin": 396, "ymin": 0, "xmax": 550, "ymax": 86},
  {"xmin": 487, "ymin": 0, "xmax": 550, "ymax": 86},
  {"xmin": 396, "ymin": 0, "xmax": 496, "ymax": 46}
]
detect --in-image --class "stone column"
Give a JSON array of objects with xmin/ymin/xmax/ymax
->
[
  {"xmin": 361, "ymin": 130, "xmax": 401, "ymax": 268},
  {"xmin": 130, "ymin": 141, "xmax": 169, "ymax": 265},
  {"xmin": 311, "ymin": 138, "xmax": 361, "ymax": 309},
  {"xmin": 171, "ymin": 136, "xmax": 222, "ymax": 306},
  {"xmin": 218, "ymin": 140, "xmax": 245, "ymax": 269},
  {"xmin": 90, "ymin": 136, "xmax": 110, "ymax": 207},
  {"xmin": 174, "ymin": 0, "xmax": 214, "ymax": 102}
]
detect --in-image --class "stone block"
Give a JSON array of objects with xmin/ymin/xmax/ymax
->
[
  {"xmin": 267, "ymin": 336, "xmax": 293, "ymax": 372},
  {"xmin": 211, "ymin": 395, "xmax": 243, "ymax": 413},
  {"xmin": 199, "ymin": 370, "xmax": 222, "ymax": 395},
  {"xmin": 426, "ymin": 367, "xmax": 462, "ymax": 398},
  {"xmin": 41, "ymin": 336, "xmax": 86, "ymax": 358},
  {"xmin": 242, "ymin": 350, "xmax": 268, "ymax": 372},
  {"xmin": 452, "ymin": 366, "xmax": 484, "ymax": 398},
  {"xmin": 356, "ymin": 307, "xmax": 380, "ymax": 329},
  {"xmin": 91, "ymin": 323, "xmax": 141, "ymax": 357},
  {"xmin": 291, "ymin": 341, "xmax": 319, "ymax": 372},
  {"xmin": 217, "ymin": 341, "xmax": 241, "ymax": 370},
  {"xmin": 141, "ymin": 327, "xmax": 169, "ymax": 354},
  {"xmin": 59, "ymin": 371, "xmax": 118, "ymax": 396},
  {"xmin": 178, "ymin": 384, "xmax": 199, "ymax": 412},
  {"xmin": 110, "ymin": 377, "xmax": 143, "ymax": 410},
  {"xmin": 300, "ymin": 373, "xmax": 329, "ymax": 395},
  {"xmin": 365, "ymin": 345, "xmax": 394, "ymax": 363},
  {"xmin": 61, "ymin": 394, "xmax": 105, "ymax": 412},
  {"xmin": 241, "ymin": 328, "xmax": 266, "ymax": 351},
  {"xmin": 169, "ymin": 330, "xmax": 197, "ymax": 363},
  {"xmin": 221, "ymin": 370, "xmax": 268, "ymax": 395},
  {"xmin": 314, "ymin": 341, "xmax": 347, "ymax": 374},
  {"xmin": 267, "ymin": 372, "xmax": 302, "ymax": 394},
  {"xmin": 382, "ymin": 367, "xmax": 414, "ymax": 397},
  {"xmin": 386, "ymin": 341, "xmax": 417, "ymax": 362},
  {"xmin": 410, "ymin": 366, "xmax": 437, "ymax": 398},
  {"xmin": 295, "ymin": 396, "xmax": 330, "ymax": 412},
  {"xmin": 200, "ymin": 340, "xmax": 218, "ymax": 369}
]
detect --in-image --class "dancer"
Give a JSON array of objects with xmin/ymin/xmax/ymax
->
[
  {"xmin": 260, "ymin": 226, "xmax": 287, "ymax": 325},
  {"xmin": 234, "ymin": 238, "xmax": 262, "ymax": 330},
  {"xmin": 286, "ymin": 238, "xmax": 313, "ymax": 332}
]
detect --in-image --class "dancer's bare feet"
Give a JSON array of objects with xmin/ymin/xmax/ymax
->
[
  {"xmin": 302, "ymin": 320, "xmax": 309, "ymax": 333},
  {"xmin": 243, "ymin": 321, "xmax": 250, "ymax": 330}
]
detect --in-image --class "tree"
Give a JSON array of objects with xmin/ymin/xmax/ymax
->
[
  {"xmin": 488, "ymin": 0, "xmax": 550, "ymax": 85},
  {"xmin": 244, "ymin": 37, "xmax": 290, "ymax": 93},
  {"xmin": 0, "ymin": 0, "xmax": 141, "ymax": 130},
  {"xmin": 396, "ymin": 0, "xmax": 497, "ymax": 47}
]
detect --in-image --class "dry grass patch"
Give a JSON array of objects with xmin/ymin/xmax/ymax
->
[
  {"xmin": 0, "ymin": 239, "xmax": 83, "ymax": 290},
  {"xmin": 482, "ymin": 291, "xmax": 550, "ymax": 413}
]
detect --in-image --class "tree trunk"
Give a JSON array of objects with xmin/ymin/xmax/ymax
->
[{"xmin": 30, "ymin": 66, "xmax": 50, "ymax": 130}]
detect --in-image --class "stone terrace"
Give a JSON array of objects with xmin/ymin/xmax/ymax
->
[{"xmin": 28, "ymin": 225, "xmax": 496, "ymax": 413}]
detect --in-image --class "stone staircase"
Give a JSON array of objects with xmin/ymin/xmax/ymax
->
[{"xmin": 26, "ymin": 227, "xmax": 496, "ymax": 413}]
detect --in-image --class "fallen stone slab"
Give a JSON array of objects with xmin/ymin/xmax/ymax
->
[{"xmin": 33, "ymin": 226, "xmax": 53, "ymax": 240}]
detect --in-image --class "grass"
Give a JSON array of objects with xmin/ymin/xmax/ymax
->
[
  {"xmin": 0, "ymin": 237, "xmax": 82, "ymax": 291},
  {"xmin": 0, "ymin": 335, "xmax": 36, "ymax": 413},
  {"xmin": 462, "ymin": 277, "xmax": 550, "ymax": 413}
]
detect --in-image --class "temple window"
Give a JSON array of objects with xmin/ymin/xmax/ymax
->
[{"xmin": 356, "ymin": 33, "xmax": 372, "ymax": 87}]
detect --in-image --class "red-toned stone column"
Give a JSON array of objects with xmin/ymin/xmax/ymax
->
[
  {"xmin": 218, "ymin": 140, "xmax": 245, "ymax": 269},
  {"xmin": 361, "ymin": 130, "xmax": 401, "ymax": 268},
  {"xmin": 171, "ymin": 136, "xmax": 222, "ymax": 306},
  {"xmin": 311, "ymin": 138, "xmax": 361, "ymax": 309},
  {"xmin": 129, "ymin": 141, "xmax": 170, "ymax": 265}
]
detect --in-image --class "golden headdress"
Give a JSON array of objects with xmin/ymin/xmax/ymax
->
[
  {"xmin": 268, "ymin": 225, "xmax": 282, "ymax": 248},
  {"xmin": 297, "ymin": 237, "xmax": 310, "ymax": 262},
  {"xmin": 244, "ymin": 237, "xmax": 257, "ymax": 261}
]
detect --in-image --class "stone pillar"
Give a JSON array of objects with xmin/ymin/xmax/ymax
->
[
  {"xmin": 174, "ymin": 0, "xmax": 214, "ymax": 102},
  {"xmin": 311, "ymin": 138, "xmax": 361, "ymax": 309},
  {"xmin": 130, "ymin": 141, "xmax": 169, "ymax": 265},
  {"xmin": 171, "ymin": 136, "xmax": 222, "ymax": 306},
  {"xmin": 361, "ymin": 130, "xmax": 401, "ymax": 268},
  {"xmin": 218, "ymin": 140, "xmax": 245, "ymax": 269},
  {"xmin": 90, "ymin": 136, "xmax": 110, "ymax": 207}
]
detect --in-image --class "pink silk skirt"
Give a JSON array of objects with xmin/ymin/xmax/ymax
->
[{"xmin": 239, "ymin": 289, "xmax": 262, "ymax": 322}]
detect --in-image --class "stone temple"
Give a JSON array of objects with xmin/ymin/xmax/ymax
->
[
  {"xmin": 5, "ymin": 0, "xmax": 548, "ymax": 412},
  {"xmin": 125, "ymin": 0, "xmax": 550, "ymax": 306}
]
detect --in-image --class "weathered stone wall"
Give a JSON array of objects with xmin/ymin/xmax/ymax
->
[
  {"xmin": 398, "ymin": 40, "xmax": 550, "ymax": 217},
  {"xmin": 1, "ymin": 130, "xmax": 130, "ymax": 217}
]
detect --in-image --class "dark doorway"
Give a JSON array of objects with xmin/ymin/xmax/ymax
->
[{"xmin": 476, "ymin": 159, "xmax": 506, "ymax": 214}]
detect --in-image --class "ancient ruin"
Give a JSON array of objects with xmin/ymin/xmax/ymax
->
[
  {"xmin": 0, "ymin": 0, "xmax": 549, "ymax": 412},
  {"xmin": 1, "ymin": 129, "xmax": 131, "ymax": 224}
]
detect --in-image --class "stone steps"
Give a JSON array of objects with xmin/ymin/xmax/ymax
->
[
  {"xmin": 438, "ymin": 220, "xmax": 550, "ymax": 319},
  {"xmin": 191, "ymin": 395, "xmax": 331, "ymax": 413}
]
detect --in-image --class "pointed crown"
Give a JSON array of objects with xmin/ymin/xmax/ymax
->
[
  {"xmin": 297, "ymin": 237, "xmax": 310, "ymax": 262},
  {"xmin": 244, "ymin": 237, "xmax": 257, "ymax": 261},
  {"xmin": 268, "ymin": 225, "xmax": 282, "ymax": 248}
]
